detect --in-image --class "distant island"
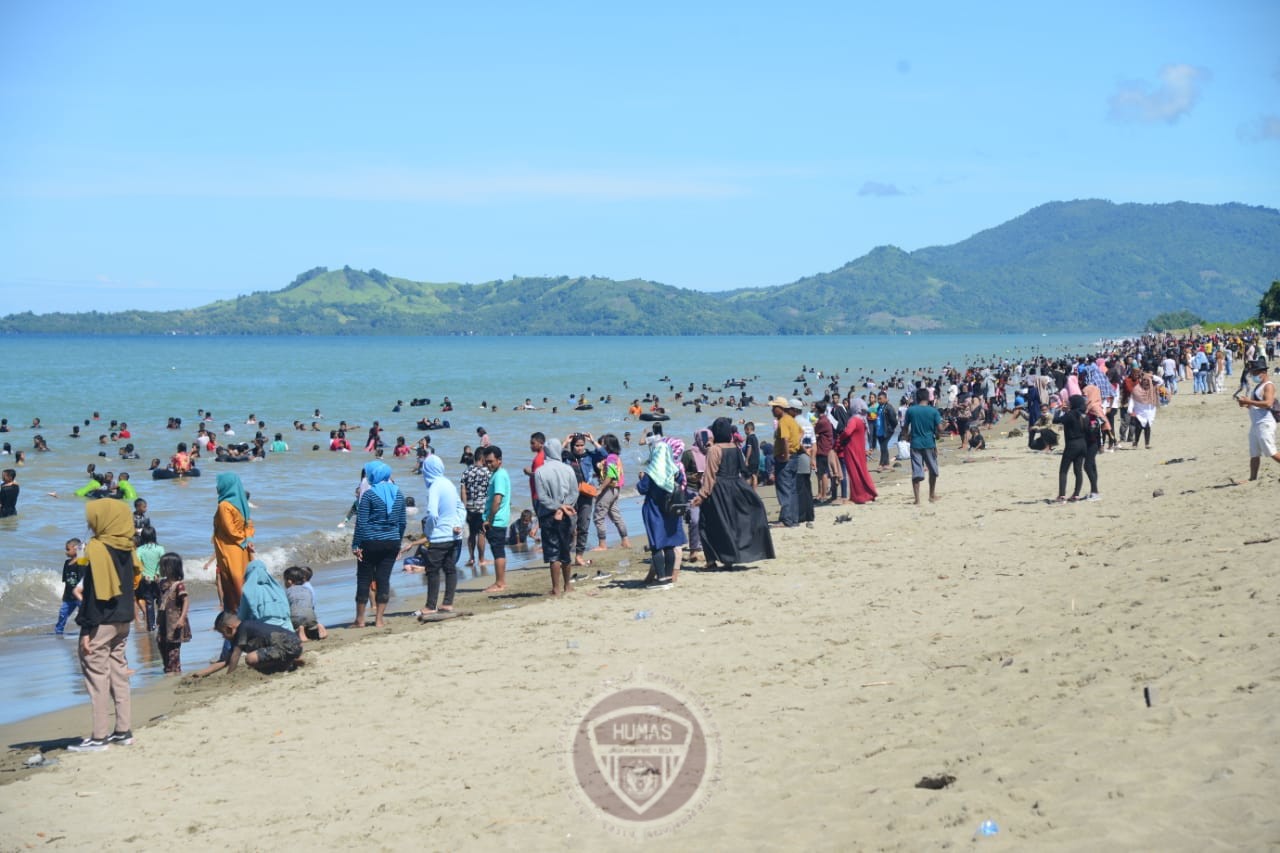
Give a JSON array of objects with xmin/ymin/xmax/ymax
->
[{"xmin": 4, "ymin": 199, "xmax": 1277, "ymax": 335}]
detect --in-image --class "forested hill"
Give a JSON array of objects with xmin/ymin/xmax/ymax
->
[{"xmin": 4, "ymin": 200, "xmax": 1277, "ymax": 335}]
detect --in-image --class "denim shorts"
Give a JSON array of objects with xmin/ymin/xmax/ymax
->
[{"xmin": 910, "ymin": 447, "xmax": 939, "ymax": 481}]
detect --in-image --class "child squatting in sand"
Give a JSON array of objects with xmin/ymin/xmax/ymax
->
[
  {"xmin": 191, "ymin": 611, "xmax": 306, "ymax": 678},
  {"xmin": 284, "ymin": 565, "xmax": 327, "ymax": 642}
]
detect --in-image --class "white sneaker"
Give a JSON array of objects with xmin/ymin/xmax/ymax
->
[{"xmin": 66, "ymin": 737, "xmax": 109, "ymax": 753}]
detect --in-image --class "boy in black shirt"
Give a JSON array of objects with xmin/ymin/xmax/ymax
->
[
  {"xmin": 54, "ymin": 538, "xmax": 83, "ymax": 636},
  {"xmin": 192, "ymin": 612, "xmax": 304, "ymax": 677},
  {"xmin": 132, "ymin": 498, "xmax": 150, "ymax": 535}
]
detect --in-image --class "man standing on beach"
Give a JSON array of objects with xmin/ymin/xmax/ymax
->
[
  {"xmin": 903, "ymin": 388, "xmax": 943, "ymax": 505},
  {"xmin": 769, "ymin": 396, "xmax": 802, "ymax": 527},
  {"xmin": 481, "ymin": 446, "xmax": 511, "ymax": 593},
  {"xmin": 459, "ymin": 451, "xmax": 491, "ymax": 572},
  {"xmin": 523, "ymin": 431, "xmax": 546, "ymax": 508},
  {"xmin": 743, "ymin": 422, "xmax": 760, "ymax": 490},
  {"xmin": 1237, "ymin": 360, "xmax": 1280, "ymax": 480},
  {"xmin": 812, "ymin": 401, "xmax": 835, "ymax": 502},
  {"xmin": 533, "ymin": 439, "xmax": 579, "ymax": 596}
]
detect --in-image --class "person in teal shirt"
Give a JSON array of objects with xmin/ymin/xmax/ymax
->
[
  {"xmin": 902, "ymin": 387, "xmax": 943, "ymax": 505},
  {"xmin": 270, "ymin": 433, "xmax": 289, "ymax": 452},
  {"xmin": 481, "ymin": 446, "xmax": 511, "ymax": 593}
]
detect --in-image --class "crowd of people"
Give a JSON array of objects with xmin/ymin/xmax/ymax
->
[{"xmin": 13, "ymin": 325, "xmax": 1280, "ymax": 754}]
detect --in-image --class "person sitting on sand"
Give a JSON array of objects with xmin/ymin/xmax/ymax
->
[
  {"xmin": 505, "ymin": 508, "xmax": 540, "ymax": 549},
  {"xmin": 283, "ymin": 566, "xmax": 327, "ymax": 642},
  {"xmin": 191, "ymin": 611, "xmax": 305, "ymax": 677},
  {"xmin": 398, "ymin": 523, "xmax": 429, "ymax": 573},
  {"xmin": 1027, "ymin": 419, "xmax": 1059, "ymax": 452},
  {"xmin": 236, "ymin": 558, "xmax": 292, "ymax": 632}
]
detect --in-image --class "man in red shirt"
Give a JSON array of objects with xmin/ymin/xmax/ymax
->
[
  {"xmin": 522, "ymin": 431, "xmax": 546, "ymax": 505},
  {"xmin": 812, "ymin": 401, "xmax": 835, "ymax": 502}
]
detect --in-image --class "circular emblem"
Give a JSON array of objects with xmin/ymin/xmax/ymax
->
[{"xmin": 568, "ymin": 672, "xmax": 718, "ymax": 837}]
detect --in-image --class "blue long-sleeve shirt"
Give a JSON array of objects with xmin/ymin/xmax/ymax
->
[{"xmin": 352, "ymin": 489, "xmax": 406, "ymax": 547}]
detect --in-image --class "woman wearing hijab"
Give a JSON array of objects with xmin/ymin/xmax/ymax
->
[
  {"xmin": 1127, "ymin": 370, "xmax": 1162, "ymax": 449},
  {"xmin": 1053, "ymin": 394, "xmax": 1090, "ymax": 502},
  {"xmin": 417, "ymin": 455, "xmax": 463, "ymax": 616},
  {"xmin": 637, "ymin": 436, "xmax": 687, "ymax": 586},
  {"xmin": 237, "ymin": 559, "xmax": 292, "ymax": 629},
  {"xmin": 834, "ymin": 407, "xmax": 878, "ymax": 505},
  {"xmin": 212, "ymin": 472, "xmax": 255, "ymax": 612},
  {"xmin": 351, "ymin": 460, "xmax": 406, "ymax": 628},
  {"xmin": 692, "ymin": 418, "xmax": 775, "ymax": 569},
  {"xmin": 70, "ymin": 499, "xmax": 142, "ymax": 751},
  {"xmin": 681, "ymin": 429, "xmax": 711, "ymax": 563},
  {"xmin": 1080, "ymin": 360, "xmax": 1116, "ymax": 452},
  {"xmin": 1078, "ymin": 371, "xmax": 1107, "ymax": 499}
]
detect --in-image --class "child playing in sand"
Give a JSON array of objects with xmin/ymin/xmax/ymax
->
[
  {"xmin": 398, "ymin": 518, "xmax": 430, "ymax": 572},
  {"xmin": 505, "ymin": 508, "xmax": 540, "ymax": 549},
  {"xmin": 284, "ymin": 565, "xmax": 327, "ymax": 641},
  {"xmin": 191, "ymin": 611, "xmax": 305, "ymax": 677},
  {"xmin": 156, "ymin": 552, "xmax": 191, "ymax": 673},
  {"xmin": 54, "ymin": 538, "xmax": 84, "ymax": 636}
]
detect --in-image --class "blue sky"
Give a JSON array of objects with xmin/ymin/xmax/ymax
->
[{"xmin": 1, "ymin": 1, "xmax": 1277, "ymax": 314}]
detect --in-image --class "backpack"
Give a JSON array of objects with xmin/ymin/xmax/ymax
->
[
  {"xmin": 830, "ymin": 404, "xmax": 851, "ymax": 434},
  {"xmin": 1086, "ymin": 414, "xmax": 1104, "ymax": 443},
  {"xmin": 880, "ymin": 402, "xmax": 898, "ymax": 433},
  {"xmin": 664, "ymin": 481, "xmax": 688, "ymax": 517},
  {"xmin": 1266, "ymin": 382, "xmax": 1280, "ymax": 420}
]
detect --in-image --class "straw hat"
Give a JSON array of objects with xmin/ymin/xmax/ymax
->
[{"xmin": 767, "ymin": 396, "xmax": 790, "ymax": 409}]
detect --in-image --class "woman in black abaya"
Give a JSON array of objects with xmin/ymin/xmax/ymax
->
[{"xmin": 691, "ymin": 417, "xmax": 775, "ymax": 569}]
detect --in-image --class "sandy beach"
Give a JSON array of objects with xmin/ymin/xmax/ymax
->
[{"xmin": 2, "ymin": 395, "xmax": 1277, "ymax": 850}]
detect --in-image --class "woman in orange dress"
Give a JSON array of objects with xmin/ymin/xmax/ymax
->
[{"xmin": 212, "ymin": 472, "xmax": 255, "ymax": 611}]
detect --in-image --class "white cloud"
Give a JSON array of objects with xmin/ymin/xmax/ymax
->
[
  {"xmin": 1108, "ymin": 64, "xmax": 1210, "ymax": 124},
  {"xmin": 858, "ymin": 181, "xmax": 904, "ymax": 197},
  {"xmin": 1238, "ymin": 114, "xmax": 1280, "ymax": 143}
]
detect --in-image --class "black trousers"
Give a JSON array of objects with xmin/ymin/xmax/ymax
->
[
  {"xmin": 355, "ymin": 538, "xmax": 398, "ymax": 604},
  {"xmin": 1058, "ymin": 440, "xmax": 1086, "ymax": 498}
]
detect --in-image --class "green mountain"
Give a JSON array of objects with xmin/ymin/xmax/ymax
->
[
  {"xmin": 723, "ymin": 200, "xmax": 1279, "ymax": 333},
  {"xmin": 3, "ymin": 200, "xmax": 1276, "ymax": 335}
]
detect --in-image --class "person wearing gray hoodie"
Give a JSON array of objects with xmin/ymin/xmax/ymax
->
[
  {"xmin": 532, "ymin": 438, "xmax": 579, "ymax": 596},
  {"xmin": 418, "ymin": 455, "xmax": 465, "ymax": 616}
]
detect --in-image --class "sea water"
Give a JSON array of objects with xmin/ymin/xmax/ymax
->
[{"xmin": 0, "ymin": 332, "xmax": 1114, "ymax": 724}]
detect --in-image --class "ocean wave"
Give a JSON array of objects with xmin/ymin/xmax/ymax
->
[
  {"xmin": 0, "ymin": 568, "xmax": 66, "ymax": 635},
  {"xmin": 252, "ymin": 528, "xmax": 353, "ymax": 574},
  {"xmin": 0, "ymin": 528, "xmax": 353, "ymax": 633}
]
